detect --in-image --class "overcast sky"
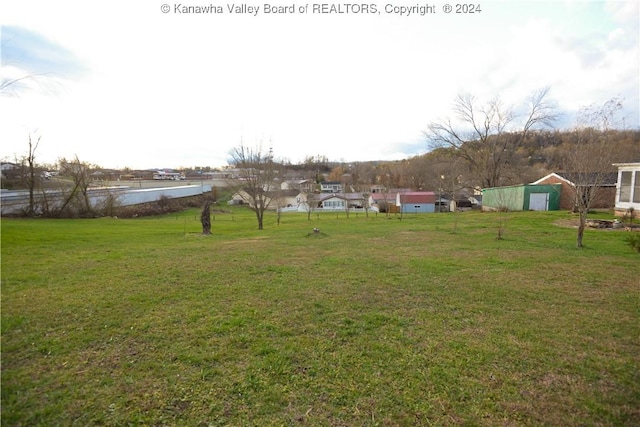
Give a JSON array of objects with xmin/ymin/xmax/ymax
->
[{"xmin": 1, "ymin": 0, "xmax": 638, "ymax": 169}]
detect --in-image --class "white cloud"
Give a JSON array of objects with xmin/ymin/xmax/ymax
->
[
  {"xmin": 605, "ymin": 0, "xmax": 640, "ymax": 24},
  {"xmin": 1, "ymin": 0, "xmax": 638, "ymax": 168}
]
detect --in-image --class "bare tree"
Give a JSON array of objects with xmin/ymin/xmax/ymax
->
[
  {"xmin": 228, "ymin": 143, "xmax": 277, "ymax": 230},
  {"xmin": 361, "ymin": 191, "xmax": 370, "ymax": 218},
  {"xmin": 57, "ymin": 155, "xmax": 96, "ymax": 216},
  {"xmin": 564, "ymin": 97, "xmax": 624, "ymax": 248},
  {"xmin": 271, "ymin": 192, "xmax": 289, "ymax": 226},
  {"xmin": 298, "ymin": 191, "xmax": 315, "ymax": 221},
  {"xmin": 426, "ymin": 87, "xmax": 557, "ymax": 188},
  {"xmin": 25, "ymin": 133, "xmax": 41, "ymax": 216},
  {"xmin": 494, "ymin": 189, "xmax": 519, "ymax": 240},
  {"xmin": 376, "ymin": 165, "xmax": 395, "ymax": 217}
]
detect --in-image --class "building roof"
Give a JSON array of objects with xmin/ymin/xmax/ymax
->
[
  {"xmin": 613, "ymin": 162, "xmax": 640, "ymax": 168},
  {"xmin": 370, "ymin": 193, "xmax": 397, "ymax": 202},
  {"xmin": 275, "ymin": 190, "xmax": 302, "ymax": 198},
  {"xmin": 398, "ymin": 192, "xmax": 436, "ymax": 204},
  {"xmin": 316, "ymin": 192, "xmax": 364, "ymax": 202},
  {"xmin": 235, "ymin": 189, "xmax": 301, "ymax": 198},
  {"xmin": 533, "ymin": 172, "xmax": 618, "ymax": 187}
]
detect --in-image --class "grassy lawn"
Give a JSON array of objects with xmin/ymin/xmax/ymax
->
[{"xmin": 2, "ymin": 208, "xmax": 639, "ymax": 426}]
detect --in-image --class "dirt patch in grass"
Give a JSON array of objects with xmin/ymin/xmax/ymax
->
[
  {"xmin": 554, "ymin": 218, "xmax": 639, "ymax": 231},
  {"xmin": 553, "ymin": 218, "xmax": 580, "ymax": 228}
]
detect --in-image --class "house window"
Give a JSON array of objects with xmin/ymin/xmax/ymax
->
[
  {"xmin": 324, "ymin": 200, "xmax": 344, "ymax": 208},
  {"xmin": 620, "ymin": 171, "xmax": 632, "ymax": 202},
  {"xmin": 634, "ymin": 171, "xmax": 640, "ymax": 203}
]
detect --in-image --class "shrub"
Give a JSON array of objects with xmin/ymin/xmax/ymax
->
[
  {"xmin": 622, "ymin": 207, "xmax": 636, "ymax": 227},
  {"xmin": 625, "ymin": 232, "xmax": 640, "ymax": 253}
]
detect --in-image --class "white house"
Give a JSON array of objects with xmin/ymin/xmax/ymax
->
[
  {"xmin": 229, "ymin": 189, "xmax": 303, "ymax": 210},
  {"xmin": 313, "ymin": 193, "xmax": 366, "ymax": 210},
  {"xmin": 613, "ymin": 162, "xmax": 640, "ymax": 216},
  {"xmin": 1, "ymin": 162, "xmax": 20, "ymax": 171},
  {"xmin": 281, "ymin": 179, "xmax": 315, "ymax": 193},
  {"xmin": 320, "ymin": 181, "xmax": 342, "ymax": 193}
]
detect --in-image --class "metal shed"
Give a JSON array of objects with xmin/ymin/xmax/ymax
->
[{"xmin": 482, "ymin": 184, "xmax": 561, "ymax": 211}]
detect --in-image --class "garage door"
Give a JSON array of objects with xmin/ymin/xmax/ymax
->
[{"xmin": 529, "ymin": 193, "xmax": 549, "ymax": 211}]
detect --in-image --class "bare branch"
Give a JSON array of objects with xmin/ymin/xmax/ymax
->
[
  {"xmin": 0, "ymin": 72, "xmax": 56, "ymax": 97},
  {"xmin": 228, "ymin": 142, "xmax": 278, "ymax": 230},
  {"xmin": 577, "ymin": 96, "xmax": 624, "ymax": 131},
  {"xmin": 425, "ymin": 88, "xmax": 558, "ymax": 188},
  {"xmin": 565, "ymin": 97, "xmax": 625, "ymax": 247},
  {"xmin": 522, "ymin": 87, "xmax": 558, "ymax": 134}
]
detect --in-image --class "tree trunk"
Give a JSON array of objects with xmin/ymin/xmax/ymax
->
[
  {"xmin": 256, "ymin": 210, "xmax": 264, "ymax": 230},
  {"xmin": 577, "ymin": 212, "xmax": 586, "ymax": 248},
  {"xmin": 28, "ymin": 163, "xmax": 35, "ymax": 216},
  {"xmin": 27, "ymin": 134, "xmax": 40, "ymax": 216},
  {"xmin": 81, "ymin": 187, "xmax": 93, "ymax": 214},
  {"xmin": 201, "ymin": 201, "xmax": 211, "ymax": 235}
]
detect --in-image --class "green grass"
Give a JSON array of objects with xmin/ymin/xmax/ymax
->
[{"xmin": 2, "ymin": 208, "xmax": 639, "ymax": 426}]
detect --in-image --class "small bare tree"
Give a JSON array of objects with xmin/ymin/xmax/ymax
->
[
  {"xmin": 271, "ymin": 192, "xmax": 288, "ymax": 226},
  {"xmin": 228, "ymin": 143, "xmax": 277, "ymax": 230},
  {"xmin": 361, "ymin": 191, "xmax": 370, "ymax": 219},
  {"xmin": 565, "ymin": 97, "xmax": 624, "ymax": 248},
  {"xmin": 25, "ymin": 133, "xmax": 41, "ymax": 216},
  {"xmin": 493, "ymin": 189, "xmax": 519, "ymax": 240},
  {"xmin": 377, "ymin": 166, "xmax": 395, "ymax": 218},
  {"xmin": 57, "ymin": 155, "xmax": 96, "ymax": 216},
  {"xmin": 303, "ymin": 192, "xmax": 315, "ymax": 221}
]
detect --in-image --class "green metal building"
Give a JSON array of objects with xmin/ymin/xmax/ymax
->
[{"xmin": 482, "ymin": 184, "xmax": 561, "ymax": 211}]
